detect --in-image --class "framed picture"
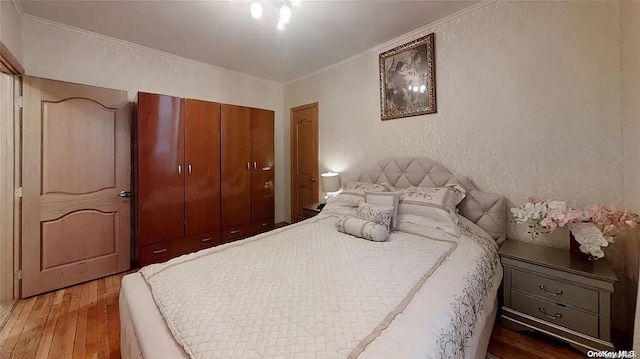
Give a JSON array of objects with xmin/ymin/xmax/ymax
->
[{"xmin": 379, "ymin": 33, "xmax": 436, "ymax": 121}]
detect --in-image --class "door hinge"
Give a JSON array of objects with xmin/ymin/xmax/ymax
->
[
  {"xmin": 15, "ymin": 187, "xmax": 22, "ymax": 198},
  {"xmin": 15, "ymin": 270, "xmax": 22, "ymax": 280},
  {"xmin": 15, "ymin": 96, "xmax": 23, "ymax": 108}
]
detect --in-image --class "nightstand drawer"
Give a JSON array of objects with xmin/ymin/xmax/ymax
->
[
  {"xmin": 511, "ymin": 269, "xmax": 599, "ymax": 313},
  {"xmin": 511, "ymin": 290, "xmax": 598, "ymax": 337}
]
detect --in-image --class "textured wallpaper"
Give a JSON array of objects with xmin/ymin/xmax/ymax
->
[
  {"xmin": 22, "ymin": 17, "xmax": 288, "ymax": 223},
  {"xmin": 285, "ymin": 1, "xmax": 624, "ymax": 244}
]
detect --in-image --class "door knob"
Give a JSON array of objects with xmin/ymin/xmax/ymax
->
[
  {"xmin": 310, "ymin": 178, "xmax": 317, "ymax": 183},
  {"xmin": 119, "ymin": 190, "xmax": 132, "ymax": 198}
]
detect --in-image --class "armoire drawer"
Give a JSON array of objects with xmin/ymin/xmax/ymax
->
[
  {"xmin": 139, "ymin": 241, "xmax": 175, "ymax": 266},
  {"xmin": 174, "ymin": 231, "xmax": 221, "ymax": 256},
  {"xmin": 251, "ymin": 218, "xmax": 274, "ymax": 234},
  {"xmin": 221, "ymin": 223, "xmax": 255, "ymax": 243}
]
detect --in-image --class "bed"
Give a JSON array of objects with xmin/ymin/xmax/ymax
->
[{"xmin": 120, "ymin": 157, "xmax": 507, "ymax": 359}]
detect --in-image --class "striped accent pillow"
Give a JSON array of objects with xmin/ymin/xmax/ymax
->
[{"xmin": 335, "ymin": 216, "xmax": 389, "ymax": 242}]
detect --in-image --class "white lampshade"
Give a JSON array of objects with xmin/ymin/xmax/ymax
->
[{"xmin": 321, "ymin": 172, "xmax": 340, "ymax": 193}]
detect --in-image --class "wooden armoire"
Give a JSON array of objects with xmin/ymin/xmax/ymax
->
[
  {"xmin": 220, "ymin": 105, "xmax": 275, "ymax": 242},
  {"xmin": 135, "ymin": 93, "xmax": 274, "ymax": 266}
]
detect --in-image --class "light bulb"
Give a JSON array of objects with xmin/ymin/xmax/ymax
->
[
  {"xmin": 291, "ymin": 0, "xmax": 301, "ymax": 6},
  {"xmin": 412, "ymin": 85, "xmax": 419, "ymax": 92},
  {"xmin": 279, "ymin": 5, "xmax": 292, "ymax": 23},
  {"xmin": 419, "ymin": 84, "xmax": 426, "ymax": 93},
  {"xmin": 277, "ymin": 21, "xmax": 285, "ymax": 30},
  {"xmin": 250, "ymin": 2, "xmax": 262, "ymax": 19}
]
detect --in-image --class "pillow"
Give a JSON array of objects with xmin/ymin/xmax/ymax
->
[
  {"xmin": 328, "ymin": 182, "xmax": 388, "ymax": 207},
  {"xmin": 365, "ymin": 191, "xmax": 400, "ymax": 229},
  {"xmin": 397, "ymin": 186, "xmax": 467, "ymax": 237},
  {"xmin": 335, "ymin": 216, "xmax": 389, "ymax": 242},
  {"xmin": 320, "ymin": 202, "xmax": 358, "ymax": 217},
  {"xmin": 356, "ymin": 203, "xmax": 393, "ymax": 231}
]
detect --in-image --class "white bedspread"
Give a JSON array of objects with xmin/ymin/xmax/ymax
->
[{"xmin": 138, "ymin": 214, "xmax": 501, "ymax": 359}]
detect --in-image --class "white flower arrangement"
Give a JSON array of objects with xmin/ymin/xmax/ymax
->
[{"xmin": 511, "ymin": 196, "xmax": 640, "ymax": 260}]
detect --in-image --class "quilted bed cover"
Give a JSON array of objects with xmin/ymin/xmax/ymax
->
[{"xmin": 138, "ymin": 214, "xmax": 502, "ymax": 359}]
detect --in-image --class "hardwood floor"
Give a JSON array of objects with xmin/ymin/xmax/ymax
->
[
  {"xmin": 1, "ymin": 272, "xmax": 586, "ymax": 359},
  {"xmin": 1, "ymin": 273, "xmax": 124, "ymax": 359}
]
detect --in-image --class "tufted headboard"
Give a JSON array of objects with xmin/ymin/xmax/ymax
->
[{"xmin": 340, "ymin": 157, "xmax": 507, "ymax": 244}]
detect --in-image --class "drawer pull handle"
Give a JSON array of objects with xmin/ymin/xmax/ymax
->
[
  {"xmin": 538, "ymin": 307, "xmax": 563, "ymax": 320},
  {"xmin": 229, "ymin": 230, "xmax": 241, "ymax": 234},
  {"xmin": 262, "ymin": 222, "xmax": 270, "ymax": 226},
  {"xmin": 152, "ymin": 248, "xmax": 168, "ymax": 254},
  {"xmin": 539, "ymin": 285, "xmax": 563, "ymax": 296},
  {"xmin": 201, "ymin": 237, "xmax": 213, "ymax": 242}
]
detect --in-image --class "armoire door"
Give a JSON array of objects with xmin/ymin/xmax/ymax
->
[
  {"xmin": 21, "ymin": 77, "xmax": 131, "ymax": 297},
  {"xmin": 250, "ymin": 108, "xmax": 275, "ymax": 221},
  {"xmin": 136, "ymin": 93, "xmax": 185, "ymax": 246},
  {"xmin": 184, "ymin": 99, "xmax": 221, "ymax": 236},
  {"xmin": 221, "ymin": 105, "xmax": 252, "ymax": 227}
]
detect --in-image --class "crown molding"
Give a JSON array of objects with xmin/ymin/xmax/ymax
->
[
  {"xmin": 21, "ymin": 13, "xmax": 284, "ymax": 87},
  {"xmin": 10, "ymin": 0, "xmax": 25, "ymax": 17},
  {"xmin": 286, "ymin": 0, "xmax": 497, "ymax": 85}
]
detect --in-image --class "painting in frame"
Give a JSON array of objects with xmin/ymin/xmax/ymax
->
[{"xmin": 379, "ymin": 33, "xmax": 436, "ymax": 121}]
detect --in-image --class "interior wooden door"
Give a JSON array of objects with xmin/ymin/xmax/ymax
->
[
  {"xmin": 136, "ymin": 93, "xmax": 185, "ymax": 246},
  {"xmin": 221, "ymin": 105, "xmax": 252, "ymax": 227},
  {"xmin": 290, "ymin": 103, "xmax": 319, "ymax": 222},
  {"xmin": 22, "ymin": 77, "xmax": 131, "ymax": 297},
  {"xmin": 251, "ymin": 108, "xmax": 275, "ymax": 222},
  {"xmin": 184, "ymin": 99, "xmax": 221, "ymax": 236}
]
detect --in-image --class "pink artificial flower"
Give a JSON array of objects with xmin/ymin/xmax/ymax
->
[
  {"xmin": 540, "ymin": 217, "xmax": 558, "ymax": 232},
  {"xmin": 625, "ymin": 219, "xmax": 637, "ymax": 228},
  {"xmin": 526, "ymin": 196, "xmax": 546, "ymax": 204}
]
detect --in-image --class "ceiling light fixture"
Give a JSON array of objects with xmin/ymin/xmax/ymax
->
[
  {"xmin": 249, "ymin": 1, "xmax": 300, "ymax": 29},
  {"xmin": 250, "ymin": 2, "xmax": 263, "ymax": 19}
]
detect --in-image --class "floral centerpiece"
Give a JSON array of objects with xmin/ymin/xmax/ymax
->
[{"xmin": 511, "ymin": 197, "xmax": 639, "ymax": 260}]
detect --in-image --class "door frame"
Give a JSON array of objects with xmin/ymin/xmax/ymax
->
[
  {"xmin": 289, "ymin": 102, "xmax": 319, "ymax": 222},
  {"xmin": 0, "ymin": 54, "xmax": 23, "ymax": 301}
]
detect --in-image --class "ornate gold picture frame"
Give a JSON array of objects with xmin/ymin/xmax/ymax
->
[{"xmin": 379, "ymin": 33, "xmax": 436, "ymax": 120}]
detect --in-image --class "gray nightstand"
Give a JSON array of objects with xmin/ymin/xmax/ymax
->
[{"xmin": 499, "ymin": 239, "xmax": 617, "ymax": 353}]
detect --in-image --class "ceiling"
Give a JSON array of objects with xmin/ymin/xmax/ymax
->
[{"xmin": 18, "ymin": 0, "xmax": 478, "ymax": 83}]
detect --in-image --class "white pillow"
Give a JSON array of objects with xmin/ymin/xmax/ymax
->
[
  {"xmin": 327, "ymin": 182, "xmax": 388, "ymax": 207},
  {"xmin": 365, "ymin": 191, "xmax": 400, "ymax": 230},
  {"xmin": 335, "ymin": 216, "xmax": 389, "ymax": 242},
  {"xmin": 397, "ymin": 186, "xmax": 467, "ymax": 237},
  {"xmin": 356, "ymin": 202, "xmax": 393, "ymax": 232}
]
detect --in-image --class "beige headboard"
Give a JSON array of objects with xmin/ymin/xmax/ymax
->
[{"xmin": 340, "ymin": 157, "xmax": 507, "ymax": 244}]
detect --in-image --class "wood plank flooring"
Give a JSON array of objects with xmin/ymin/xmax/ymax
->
[
  {"xmin": 1, "ymin": 273, "xmax": 124, "ymax": 359},
  {"xmin": 0, "ymin": 272, "xmax": 585, "ymax": 359}
]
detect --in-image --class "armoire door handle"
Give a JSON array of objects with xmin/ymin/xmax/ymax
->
[
  {"xmin": 177, "ymin": 165, "xmax": 182, "ymax": 176},
  {"xmin": 246, "ymin": 162, "xmax": 250, "ymax": 171},
  {"xmin": 188, "ymin": 164, "xmax": 192, "ymax": 175},
  {"xmin": 253, "ymin": 161, "xmax": 257, "ymax": 170}
]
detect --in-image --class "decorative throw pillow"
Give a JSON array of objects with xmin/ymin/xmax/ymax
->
[
  {"xmin": 327, "ymin": 182, "xmax": 388, "ymax": 207},
  {"xmin": 397, "ymin": 186, "xmax": 467, "ymax": 237},
  {"xmin": 356, "ymin": 202, "xmax": 393, "ymax": 231},
  {"xmin": 335, "ymin": 216, "xmax": 389, "ymax": 242},
  {"xmin": 364, "ymin": 191, "xmax": 400, "ymax": 230}
]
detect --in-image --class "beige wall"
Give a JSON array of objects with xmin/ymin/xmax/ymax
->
[
  {"xmin": 21, "ymin": 16, "xmax": 288, "ymax": 223},
  {"xmin": 0, "ymin": 0, "xmax": 23, "ymax": 65},
  {"xmin": 284, "ymin": 1, "xmax": 624, "ymax": 241},
  {"xmin": 621, "ymin": 0, "xmax": 640, "ymax": 350}
]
